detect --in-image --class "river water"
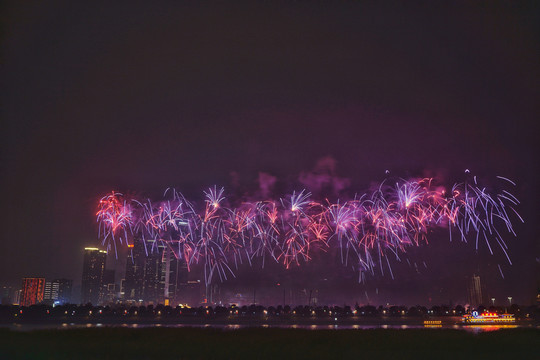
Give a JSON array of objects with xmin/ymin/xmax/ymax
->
[{"xmin": 4, "ymin": 322, "xmax": 535, "ymax": 333}]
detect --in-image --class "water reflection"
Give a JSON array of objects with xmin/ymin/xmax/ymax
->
[
  {"xmin": 464, "ymin": 325, "xmax": 518, "ymax": 333},
  {"xmin": 2, "ymin": 323, "xmax": 532, "ymax": 333}
]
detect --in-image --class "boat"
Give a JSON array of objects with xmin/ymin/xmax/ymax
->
[{"xmin": 461, "ymin": 311, "xmax": 515, "ymax": 324}]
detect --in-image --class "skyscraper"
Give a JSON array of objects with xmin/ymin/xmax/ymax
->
[
  {"xmin": 142, "ymin": 240, "xmax": 165, "ymax": 304},
  {"xmin": 124, "ymin": 237, "xmax": 146, "ymax": 302},
  {"xmin": 20, "ymin": 278, "xmax": 45, "ymax": 306},
  {"xmin": 162, "ymin": 246, "xmax": 189, "ymax": 305},
  {"xmin": 123, "ymin": 238, "xmax": 190, "ymax": 305},
  {"xmin": 81, "ymin": 247, "xmax": 107, "ymax": 305}
]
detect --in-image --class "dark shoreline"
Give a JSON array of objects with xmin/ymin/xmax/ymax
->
[{"xmin": 3, "ymin": 315, "xmax": 538, "ymax": 326}]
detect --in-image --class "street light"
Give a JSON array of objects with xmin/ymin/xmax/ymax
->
[
  {"xmin": 491, "ymin": 298, "xmax": 495, "ymax": 306},
  {"xmin": 507, "ymin": 296, "xmax": 512, "ymax": 306}
]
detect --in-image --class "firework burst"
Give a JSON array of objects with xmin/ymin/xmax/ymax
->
[{"xmin": 96, "ymin": 172, "xmax": 523, "ymax": 287}]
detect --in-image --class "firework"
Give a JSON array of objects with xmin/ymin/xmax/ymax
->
[{"xmin": 96, "ymin": 173, "xmax": 522, "ymax": 287}]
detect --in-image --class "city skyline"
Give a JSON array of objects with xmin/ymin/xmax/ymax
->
[{"xmin": 2, "ymin": 243, "xmax": 533, "ymax": 308}]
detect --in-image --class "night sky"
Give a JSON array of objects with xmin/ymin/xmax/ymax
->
[{"xmin": 2, "ymin": 1, "xmax": 538, "ymax": 305}]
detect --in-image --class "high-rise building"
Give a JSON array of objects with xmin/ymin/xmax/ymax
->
[
  {"xmin": 162, "ymin": 246, "xmax": 189, "ymax": 305},
  {"xmin": 124, "ymin": 237, "xmax": 146, "ymax": 302},
  {"xmin": 44, "ymin": 279, "xmax": 73, "ymax": 305},
  {"xmin": 20, "ymin": 278, "xmax": 45, "ymax": 306},
  {"xmin": 81, "ymin": 247, "xmax": 107, "ymax": 305},
  {"xmin": 142, "ymin": 240, "xmax": 165, "ymax": 304},
  {"xmin": 124, "ymin": 238, "xmax": 189, "ymax": 305},
  {"xmin": 467, "ymin": 274, "xmax": 483, "ymax": 307}
]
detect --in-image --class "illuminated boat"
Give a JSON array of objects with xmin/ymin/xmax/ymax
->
[{"xmin": 461, "ymin": 311, "xmax": 515, "ymax": 324}]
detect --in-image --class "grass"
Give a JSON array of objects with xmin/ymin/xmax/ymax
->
[{"xmin": 0, "ymin": 327, "xmax": 538, "ymax": 360}]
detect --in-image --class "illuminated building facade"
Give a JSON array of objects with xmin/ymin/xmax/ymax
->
[
  {"xmin": 81, "ymin": 247, "xmax": 107, "ymax": 305},
  {"xmin": 20, "ymin": 278, "xmax": 45, "ymax": 306},
  {"xmin": 43, "ymin": 281, "xmax": 54, "ymax": 304}
]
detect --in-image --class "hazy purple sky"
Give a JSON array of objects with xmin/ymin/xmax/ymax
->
[{"xmin": 2, "ymin": 1, "xmax": 538, "ymax": 305}]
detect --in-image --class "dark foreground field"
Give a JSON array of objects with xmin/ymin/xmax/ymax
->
[{"xmin": 0, "ymin": 327, "xmax": 538, "ymax": 360}]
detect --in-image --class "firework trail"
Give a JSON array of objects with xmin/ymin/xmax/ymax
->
[{"xmin": 96, "ymin": 172, "xmax": 523, "ymax": 287}]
